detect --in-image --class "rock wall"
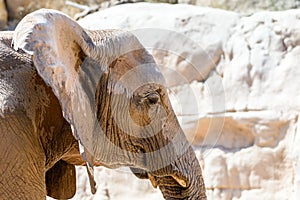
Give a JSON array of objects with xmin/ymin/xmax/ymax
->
[
  {"xmin": 5, "ymin": 0, "xmax": 104, "ymax": 20},
  {"xmin": 68, "ymin": 3, "xmax": 300, "ymax": 199},
  {"xmin": 2, "ymin": 0, "xmax": 300, "ymax": 30},
  {"xmin": 0, "ymin": 0, "xmax": 107, "ymax": 29},
  {"xmin": 179, "ymin": 0, "xmax": 299, "ymax": 13}
]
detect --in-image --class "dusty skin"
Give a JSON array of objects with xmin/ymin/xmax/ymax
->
[{"xmin": 0, "ymin": 9, "xmax": 206, "ymax": 199}]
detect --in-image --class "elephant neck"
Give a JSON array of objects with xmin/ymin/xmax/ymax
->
[{"xmin": 0, "ymin": 112, "xmax": 46, "ymax": 199}]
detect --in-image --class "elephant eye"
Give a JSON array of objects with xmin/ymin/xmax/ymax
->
[{"xmin": 145, "ymin": 93, "xmax": 160, "ymax": 105}]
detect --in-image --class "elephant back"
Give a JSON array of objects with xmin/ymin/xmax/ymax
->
[{"xmin": 0, "ymin": 32, "xmax": 51, "ymax": 123}]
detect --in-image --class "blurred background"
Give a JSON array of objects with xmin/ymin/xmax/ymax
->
[{"xmin": 2, "ymin": 0, "xmax": 300, "ymax": 199}]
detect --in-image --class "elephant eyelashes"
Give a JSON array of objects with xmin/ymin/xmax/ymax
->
[
  {"xmin": 133, "ymin": 90, "xmax": 161, "ymax": 106},
  {"xmin": 145, "ymin": 93, "xmax": 160, "ymax": 105}
]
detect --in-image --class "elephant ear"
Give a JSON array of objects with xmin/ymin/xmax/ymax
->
[{"xmin": 13, "ymin": 9, "xmax": 102, "ymax": 192}]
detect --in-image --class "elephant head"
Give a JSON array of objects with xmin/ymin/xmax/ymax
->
[{"xmin": 13, "ymin": 9, "xmax": 206, "ymax": 199}]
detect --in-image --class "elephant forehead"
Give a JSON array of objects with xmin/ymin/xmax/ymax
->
[
  {"xmin": 109, "ymin": 63, "xmax": 166, "ymax": 97},
  {"xmin": 109, "ymin": 47, "xmax": 164, "ymax": 87}
]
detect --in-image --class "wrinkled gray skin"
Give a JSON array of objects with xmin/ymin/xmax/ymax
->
[{"xmin": 0, "ymin": 9, "xmax": 206, "ymax": 199}]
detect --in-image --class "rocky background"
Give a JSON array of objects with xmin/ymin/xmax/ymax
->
[
  {"xmin": 2, "ymin": 0, "xmax": 300, "ymax": 29},
  {"xmin": 2, "ymin": 0, "xmax": 300, "ymax": 199},
  {"xmin": 76, "ymin": 4, "xmax": 300, "ymax": 199}
]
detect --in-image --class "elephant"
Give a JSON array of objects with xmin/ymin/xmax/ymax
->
[{"xmin": 0, "ymin": 9, "xmax": 207, "ymax": 199}]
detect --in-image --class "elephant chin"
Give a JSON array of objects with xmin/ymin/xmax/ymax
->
[{"xmin": 132, "ymin": 146, "xmax": 207, "ymax": 199}]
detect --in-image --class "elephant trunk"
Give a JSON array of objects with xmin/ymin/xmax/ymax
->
[{"xmin": 149, "ymin": 146, "xmax": 207, "ymax": 199}]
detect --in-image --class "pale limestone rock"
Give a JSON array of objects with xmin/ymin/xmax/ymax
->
[
  {"xmin": 178, "ymin": 0, "xmax": 298, "ymax": 14},
  {"xmin": 52, "ymin": 167, "xmax": 163, "ymax": 200},
  {"xmin": 5, "ymin": 0, "xmax": 104, "ymax": 20},
  {"xmin": 79, "ymin": 3, "xmax": 239, "ymax": 87},
  {"xmin": 54, "ymin": 3, "xmax": 300, "ymax": 200}
]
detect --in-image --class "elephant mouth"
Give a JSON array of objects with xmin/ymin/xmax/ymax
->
[
  {"xmin": 148, "ymin": 173, "xmax": 198, "ymax": 200},
  {"xmin": 130, "ymin": 167, "xmax": 189, "ymax": 189},
  {"xmin": 138, "ymin": 145, "xmax": 206, "ymax": 199},
  {"xmin": 148, "ymin": 173, "xmax": 189, "ymax": 189}
]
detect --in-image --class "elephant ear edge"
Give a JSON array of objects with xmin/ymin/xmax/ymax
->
[
  {"xmin": 12, "ymin": 8, "xmax": 101, "ymax": 151},
  {"xmin": 12, "ymin": 9, "xmax": 101, "ymax": 193}
]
